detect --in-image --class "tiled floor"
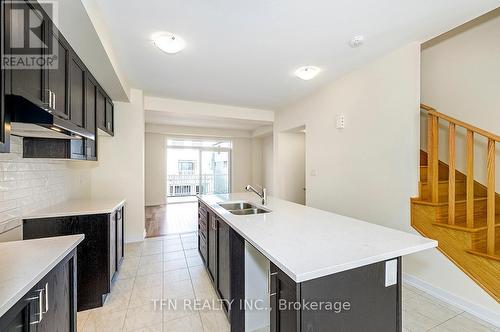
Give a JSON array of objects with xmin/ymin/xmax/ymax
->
[{"xmin": 77, "ymin": 233, "xmax": 499, "ymax": 332}]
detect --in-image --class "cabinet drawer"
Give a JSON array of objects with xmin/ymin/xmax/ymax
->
[
  {"xmin": 198, "ymin": 201, "xmax": 208, "ymax": 215},
  {"xmin": 198, "ymin": 234, "xmax": 207, "ymax": 263},
  {"xmin": 198, "ymin": 221, "xmax": 207, "ymax": 240},
  {"xmin": 198, "ymin": 212, "xmax": 207, "ymax": 226}
]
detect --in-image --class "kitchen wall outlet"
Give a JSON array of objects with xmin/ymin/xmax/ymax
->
[
  {"xmin": 385, "ymin": 259, "xmax": 398, "ymax": 287},
  {"xmin": 336, "ymin": 114, "xmax": 345, "ymax": 129}
]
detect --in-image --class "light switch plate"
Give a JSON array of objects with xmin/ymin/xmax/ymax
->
[
  {"xmin": 385, "ymin": 259, "xmax": 398, "ymax": 287},
  {"xmin": 336, "ymin": 114, "xmax": 345, "ymax": 129}
]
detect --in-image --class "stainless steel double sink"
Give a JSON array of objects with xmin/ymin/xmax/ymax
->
[{"xmin": 218, "ymin": 201, "xmax": 271, "ymax": 215}]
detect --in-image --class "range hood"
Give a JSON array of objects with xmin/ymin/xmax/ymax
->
[{"xmin": 8, "ymin": 95, "xmax": 95, "ymax": 140}]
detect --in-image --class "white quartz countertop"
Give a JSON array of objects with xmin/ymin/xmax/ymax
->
[
  {"xmin": 0, "ymin": 235, "xmax": 84, "ymax": 317},
  {"xmin": 23, "ymin": 198, "xmax": 126, "ymax": 219},
  {"xmin": 199, "ymin": 193, "xmax": 437, "ymax": 283}
]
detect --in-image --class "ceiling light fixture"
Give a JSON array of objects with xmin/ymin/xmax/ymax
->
[
  {"xmin": 349, "ymin": 35, "xmax": 364, "ymax": 48},
  {"xmin": 152, "ymin": 32, "xmax": 186, "ymax": 54},
  {"xmin": 294, "ymin": 66, "xmax": 321, "ymax": 80}
]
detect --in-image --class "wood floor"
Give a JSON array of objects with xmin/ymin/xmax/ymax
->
[{"xmin": 145, "ymin": 200, "xmax": 198, "ymax": 237}]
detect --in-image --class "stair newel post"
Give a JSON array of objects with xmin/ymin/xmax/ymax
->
[
  {"xmin": 466, "ymin": 130, "xmax": 474, "ymax": 228},
  {"xmin": 448, "ymin": 123, "xmax": 456, "ymax": 225},
  {"xmin": 428, "ymin": 114, "xmax": 439, "ymax": 203},
  {"xmin": 486, "ymin": 138, "xmax": 496, "ymax": 255}
]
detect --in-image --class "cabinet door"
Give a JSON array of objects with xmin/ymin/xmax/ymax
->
[
  {"xmin": 217, "ymin": 220, "xmax": 230, "ymax": 305},
  {"xmin": 84, "ymin": 75, "xmax": 97, "ymax": 160},
  {"xmin": 0, "ymin": 0, "xmax": 10, "ymax": 152},
  {"xmin": 47, "ymin": 31, "xmax": 70, "ymax": 119},
  {"xmin": 270, "ymin": 263, "xmax": 300, "ymax": 332},
  {"xmin": 8, "ymin": 1, "xmax": 48, "ymax": 108},
  {"xmin": 36, "ymin": 261, "xmax": 71, "ymax": 332},
  {"xmin": 69, "ymin": 55, "xmax": 85, "ymax": 128},
  {"xmin": 105, "ymin": 98, "xmax": 114, "ymax": 134},
  {"xmin": 109, "ymin": 212, "xmax": 117, "ymax": 282},
  {"xmin": 0, "ymin": 292, "xmax": 38, "ymax": 332},
  {"xmin": 96, "ymin": 89, "xmax": 106, "ymax": 131},
  {"xmin": 207, "ymin": 213, "xmax": 218, "ymax": 284},
  {"xmin": 116, "ymin": 207, "xmax": 124, "ymax": 269}
]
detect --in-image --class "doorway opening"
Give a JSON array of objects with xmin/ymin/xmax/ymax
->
[
  {"xmin": 278, "ymin": 126, "xmax": 306, "ymax": 205},
  {"xmin": 145, "ymin": 137, "xmax": 232, "ymax": 237},
  {"xmin": 166, "ymin": 138, "xmax": 232, "ymax": 200}
]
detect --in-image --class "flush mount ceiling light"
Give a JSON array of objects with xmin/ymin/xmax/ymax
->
[
  {"xmin": 294, "ymin": 66, "xmax": 321, "ymax": 80},
  {"xmin": 152, "ymin": 32, "xmax": 186, "ymax": 54},
  {"xmin": 349, "ymin": 35, "xmax": 364, "ymax": 48}
]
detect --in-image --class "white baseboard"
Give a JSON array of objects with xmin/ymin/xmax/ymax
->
[
  {"xmin": 125, "ymin": 232, "xmax": 146, "ymax": 243},
  {"xmin": 403, "ymin": 273, "xmax": 500, "ymax": 327}
]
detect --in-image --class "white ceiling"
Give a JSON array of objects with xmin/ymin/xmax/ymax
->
[
  {"xmin": 94, "ymin": 0, "xmax": 499, "ymax": 110},
  {"xmin": 145, "ymin": 110, "xmax": 272, "ymax": 131}
]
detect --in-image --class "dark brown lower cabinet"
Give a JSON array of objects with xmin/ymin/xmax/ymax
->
[
  {"xmin": 198, "ymin": 200, "xmax": 245, "ymax": 332},
  {"xmin": 0, "ymin": 249, "xmax": 77, "ymax": 332},
  {"xmin": 23, "ymin": 206, "xmax": 125, "ymax": 311},
  {"xmin": 207, "ymin": 212, "xmax": 218, "ymax": 284},
  {"xmin": 217, "ymin": 219, "xmax": 245, "ymax": 331},
  {"xmin": 271, "ymin": 258, "xmax": 402, "ymax": 332}
]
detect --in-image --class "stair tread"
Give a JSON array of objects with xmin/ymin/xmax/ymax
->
[
  {"xmin": 467, "ymin": 249, "xmax": 500, "ymax": 262},
  {"xmin": 419, "ymin": 179, "xmax": 466, "ymax": 185},
  {"xmin": 412, "ymin": 195, "xmax": 488, "ymax": 206},
  {"xmin": 432, "ymin": 215, "xmax": 500, "ymax": 232}
]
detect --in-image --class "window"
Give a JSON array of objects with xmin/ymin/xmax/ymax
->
[{"xmin": 178, "ymin": 160, "xmax": 195, "ymax": 174}]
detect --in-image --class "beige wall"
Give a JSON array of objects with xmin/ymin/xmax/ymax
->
[
  {"xmin": 261, "ymin": 135, "xmax": 274, "ymax": 195},
  {"xmin": 421, "ymin": 10, "xmax": 500, "ymax": 192},
  {"xmin": 275, "ymin": 43, "xmax": 421, "ymax": 230},
  {"xmin": 275, "ymin": 132, "xmax": 305, "ymax": 204},
  {"xmin": 145, "ymin": 133, "xmax": 166, "ymax": 206},
  {"xmin": 144, "ymin": 125, "xmax": 260, "ymax": 205},
  {"xmin": 275, "ymin": 42, "xmax": 499, "ymax": 316},
  {"xmin": 90, "ymin": 89, "xmax": 145, "ymax": 242}
]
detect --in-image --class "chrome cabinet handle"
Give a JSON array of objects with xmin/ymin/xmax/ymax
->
[
  {"xmin": 26, "ymin": 288, "xmax": 44, "ymax": 324},
  {"xmin": 52, "ymin": 92, "xmax": 56, "ymax": 109},
  {"xmin": 45, "ymin": 90, "xmax": 52, "ymax": 109},
  {"xmin": 268, "ymin": 269, "xmax": 277, "ymax": 296},
  {"xmin": 42, "ymin": 282, "xmax": 49, "ymax": 314}
]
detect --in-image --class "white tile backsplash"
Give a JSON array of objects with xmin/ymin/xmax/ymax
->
[{"xmin": 0, "ymin": 136, "xmax": 88, "ymax": 238}]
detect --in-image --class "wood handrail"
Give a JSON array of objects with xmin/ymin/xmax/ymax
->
[
  {"xmin": 420, "ymin": 104, "xmax": 500, "ymax": 142},
  {"xmin": 421, "ymin": 103, "xmax": 497, "ymax": 256}
]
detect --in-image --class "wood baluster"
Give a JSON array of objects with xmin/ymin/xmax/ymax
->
[
  {"xmin": 427, "ymin": 115, "xmax": 439, "ymax": 203},
  {"xmin": 448, "ymin": 123, "xmax": 456, "ymax": 224},
  {"xmin": 466, "ymin": 130, "xmax": 474, "ymax": 228},
  {"xmin": 486, "ymin": 139, "xmax": 496, "ymax": 255}
]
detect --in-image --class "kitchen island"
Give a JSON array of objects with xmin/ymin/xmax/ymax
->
[{"xmin": 198, "ymin": 193, "xmax": 437, "ymax": 332}]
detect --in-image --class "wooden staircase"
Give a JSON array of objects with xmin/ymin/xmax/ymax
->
[{"xmin": 411, "ymin": 104, "xmax": 500, "ymax": 302}]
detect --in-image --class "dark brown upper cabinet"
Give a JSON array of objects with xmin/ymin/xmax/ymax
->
[
  {"xmin": 1, "ymin": 0, "xmax": 115, "ymax": 155},
  {"xmin": 69, "ymin": 55, "xmax": 86, "ymax": 128},
  {"xmin": 105, "ymin": 98, "xmax": 114, "ymax": 135},
  {"xmin": 1, "ymin": 0, "xmax": 11, "ymax": 152},
  {"xmin": 85, "ymin": 74, "xmax": 98, "ymax": 160},
  {"xmin": 46, "ymin": 30, "xmax": 71, "ymax": 120},
  {"xmin": 7, "ymin": 0, "xmax": 49, "ymax": 110},
  {"xmin": 97, "ymin": 88, "xmax": 114, "ymax": 136}
]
